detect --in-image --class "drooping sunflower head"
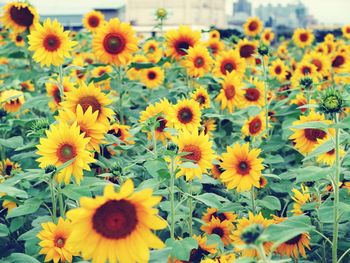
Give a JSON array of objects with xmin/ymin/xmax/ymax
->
[
  {"xmin": 37, "ymin": 218, "xmax": 76, "ymax": 263},
  {"xmin": 220, "ymin": 143, "xmax": 264, "ymax": 192},
  {"xmin": 241, "ymin": 78, "xmax": 265, "ymax": 108},
  {"xmin": 202, "ymin": 207, "xmax": 237, "ymax": 223},
  {"xmin": 60, "ymin": 81, "xmax": 114, "ymax": 127},
  {"xmin": 289, "ymin": 93, "xmax": 316, "ymax": 113},
  {"xmin": 141, "ymin": 67, "xmax": 165, "ymax": 89},
  {"xmin": 169, "ymin": 98, "xmax": 202, "ymax": 131},
  {"xmin": 291, "ymin": 185, "xmax": 311, "ymax": 215},
  {"xmin": 175, "ymin": 129, "xmax": 215, "ymax": 181},
  {"xmin": 0, "ymin": 89, "xmax": 25, "ymax": 113},
  {"xmin": 210, "ymin": 157, "xmax": 224, "ymax": 179},
  {"xmin": 289, "ymin": 111, "xmax": 334, "ymax": 155},
  {"xmin": 126, "ymin": 54, "xmax": 148, "ymax": 80},
  {"xmin": 206, "ymin": 38, "xmax": 224, "ymax": 56},
  {"xmin": 0, "ymin": 158, "xmax": 21, "ymax": 178},
  {"xmin": 315, "ymin": 138, "xmax": 345, "ymax": 166},
  {"xmin": 231, "ymin": 212, "xmax": 273, "ymax": 258},
  {"xmin": 165, "ymin": 25, "xmax": 201, "ymax": 60},
  {"xmin": 36, "ymin": 122, "xmax": 95, "ymax": 184},
  {"xmin": 82, "ymin": 10, "xmax": 105, "ymax": 32},
  {"xmin": 90, "ymin": 65, "xmax": 112, "ymax": 90},
  {"xmin": 213, "ymin": 50, "xmax": 246, "ymax": 77},
  {"xmin": 236, "ymin": 39, "xmax": 258, "ymax": 63},
  {"xmin": 216, "ymin": 72, "xmax": 244, "ymax": 113},
  {"xmin": 19, "ymin": 81, "xmax": 35, "ymax": 92},
  {"xmin": 92, "ymin": 18, "xmax": 138, "ymax": 65},
  {"xmin": 261, "ymin": 28, "xmax": 275, "ymax": 45},
  {"xmin": 1, "ymin": 2, "xmax": 39, "ymax": 32},
  {"xmin": 243, "ymin": 17, "xmax": 263, "ymax": 37},
  {"xmin": 191, "ymin": 86, "xmax": 210, "ymax": 109},
  {"xmin": 241, "ymin": 112, "xmax": 267, "ymax": 138},
  {"xmin": 200, "ymin": 218, "xmax": 234, "ymax": 246},
  {"xmin": 292, "ymin": 28, "xmax": 314, "ymax": 48},
  {"xmin": 28, "ymin": 18, "xmax": 76, "ymax": 67},
  {"xmin": 202, "ymin": 118, "xmax": 217, "ymax": 137},
  {"xmin": 184, "ymin": 45, "xmax": 213, "ymax": 78},
  {"xmin": 66, "ymin": 179, "xmax": 166, "ymax": 263}
]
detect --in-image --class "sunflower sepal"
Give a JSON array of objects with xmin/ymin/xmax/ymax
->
[{"xmin": 319, "ymin": 88, "xmax": 344, "ymax": 114}]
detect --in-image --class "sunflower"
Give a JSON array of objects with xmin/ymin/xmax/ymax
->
[
  {"xmin": 220, "ymin": 143, "xmax": 264, "ymax": 192},
  {"xmin": 243, "ymin": 17, "xmax": 263, "ymax": 37},
  {"xmin": 92, "ymin": 18, "xmax": 138, "ymax": 65},
  {"xmin": 269, "ymin": 59, "xmax": 288, "ymax": 82},
  {"xmin": 289, "ymin": 111, "xmax": 334, "ymax": 155},
  {"xmin": 201, "ymin": 218, "xmax": 234, "ymax": 246},
  {"xmin": 46, "ymin": 77, "xmax": 74, "ymax": 111},
  {"xmin": 277, "ymin": 42, "xmax": 289, "ymax": 59},
  {"xmin": 70, "ymin": 56, "xmax": 87, "ymax": 82},
  {"xmin": 209, "ymin": 30, "xmax": 220, "ymax": 39},
  {"xmin": 302, "ymin": 51, "xmax": 331, "ymax": 77},
  {"xmin": 90, "ymin": 65, "xmax": 112, "ymax": 91},
  {"xmin": 191, "ymin": 86, "xmax": 210, "ymax": 109},
  {"xmin": 184, "ymin": 45, "xmax": 213, "ymax": 78},
  {"xmin": 315, "ymin": 138, "xmax": 345, "ymax": 166},
  {"xmin": 241, "ymin": 78, "xmax": 265, "ymax": 108},
  {"xmin": 188, "ymin": 235, "xmax": 218, "ymax": 262},
  {"xmin": 143, "ymin": 39, "xmax": 162, "ymax": 63},
  {"xmin": 20, "ymin": 81, "xmax": 35, "ymax": 92},
  {"xmin": 0, "ymin": 158, "xmax": 21, "ymax": 178},
  {"xmin": 289, "ymin": 93, "xmax": 316, "ymax": 113},
  {"xmin": 60, "ymin": 81, "xmax": 114, "ymax": 127},
  {"xmin": 107, "ymin": 123, "xmax": 134, "ymax": 146},
  {"xmin": 342, "ymin": 24, "xmax": 350, "ymax": 39},
  {"xmin": 331, "ymin": 51, "xmax": 349, "ymax": 73},
  {"xmin": 37, "ymin": 218, "xmax": 76, "ymax": 263},
  {"xmin": 1, "ymin": 2, "xmax": 39, "ymax": 32},
  {"xmin": 66, "ymin": 179, "xmax": 166, "ymax": 263},
  {"xmin": 231, "ymin": 212, "xmax": 273, "ymax": 258},
  {"xmin": 36, "ymin": 122, "xmax": 95, "ymax": 184},
  {"xmin": 202, "ymin": 207, "xmax": 237, "ymax": 223},
  {"xmin": 206, "ymin": 38, "xmax": 224, "ymax": 56},
  {"xmin": 28, "ymin": 19, "xmax": 76, "ymax": 67},
  {"xmin": 141, "ymin": 67, "xmax": 165, "ymax": 89},
  {"xmin": 290, "ymin": 61, "xmax": 320, "ymax": 88},
  {"xmin": 203, "ymin": 118, "xmax": 217, "ymax": 136},
  {"xmin": 57, "ymin": 105, "xmax": 107, "ymax": 152},
  {"xmin": 236, "ymin": 39, "xmax": 258, "ymax": 64},
  {"xmin": 175, "ymin": 130, "xmax": 215, "ymax": 181},
  {"xmin": 241, "ymin": 112, "xmax": 267, "ymax": 138},
  {"xmin": 213, "ymin": 50, "xmax": 246, "ymax": 77},
  {"xmin": 292, "ymin": 28, "xmax": 314, "ymax": 48},
  {"xmin": 259, "ymin": 176, "xmax": 268, "ymax": 188},
  {"xmin": 127, "ymin": 54, "xmax": 148, "ymax": 81},
  {"xmin": 165, "ymin": 25, "xmax": 201, "ymax": 60},
  {"xmin": 261, "ymin": 28, "xmax": 275, "ymax": 45},
  {"xmin": 169, "ymin": 98, "xmax": 201, "ymax": 131},
  {"xmin": 211, "ymin": 157, "xmax": 224, "ymax": 179},
  {"xmin": 82, "ymin": 10, "xmax": 105, "ymax": 33},
  {"xmin": 10, "ymin": 31, "xmax": 25, "ymax": 46},
  {"xmin": 2, "ymin": 198, "xmax": 17, "ymax": 212},
  {"xmin": 0, "ymin": 89, "xmax": 25, "ymax": 113},
  {"xmin": 139, "ymin": 99, "xmax": 172, "ymax": 143},
  {"xmin": 291, "ymin": 185, "xmax": 311, "ymax": 215},
  {"xmin": 216, "ymin": 72, "xmax": 244, "ymax": 113}
]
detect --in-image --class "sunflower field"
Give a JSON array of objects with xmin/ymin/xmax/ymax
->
[{"xmin": 1, "ymin": 2, "xmax": 350, "ymax": 263}]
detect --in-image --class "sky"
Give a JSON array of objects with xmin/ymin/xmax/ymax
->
[{"xmin": 1, "ymin": 0, "xmax": 350, "ymax": 25}]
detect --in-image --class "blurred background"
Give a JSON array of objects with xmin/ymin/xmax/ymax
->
[{"xmin": 1, "ymin": 0, "xmax": 349, "ymax": 37}]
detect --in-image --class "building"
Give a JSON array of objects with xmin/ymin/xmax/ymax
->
[
  {"xmin": 125, "ymin": 0, "xmax": 227, "ymax": 34},
  {"xmin": 228, "ymin": 0, "xmax": 252, "ymax": 29},
  {"xmin": 233, "ymin": 0, "xmax": 252, "ymax": 16}
]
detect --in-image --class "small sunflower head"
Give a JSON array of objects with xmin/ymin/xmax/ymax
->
[
  {"xmin": 300, "ymin": 77, "xmax": 313, "ymax": 89},
  {"xmin": 156, "ymin": 8, "xmax": 168, "ymax": 20},
  {"xmin": 240, "ymin": 223, "xmax": 264, "ymax": 245},
  {"xmin": 44, "ymin": 165, "xmax": 57, "ymax": 175},
  {"xmin": 319, "ymin": 88, "xmax": 344, "ymax": 114},
  {"xmin": 258, "ymin": 43, "xmax": 269, "ymax": 56}
]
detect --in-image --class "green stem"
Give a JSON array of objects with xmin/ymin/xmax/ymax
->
[
  {"xmin": 169, "ymin": 156, "xmax": 175, "ymax": 240},
  {"xmin": 251, "ymin": 187, "xmax": 256, "ymax": 214},
  {"xmin": 152, "ymin": 127, "xmax": 158, "ymax": 159},
  {"xmin": 332, "ymin": 113, "xmax": 340, "ymax": 263},
  {"xmin": 188, "ymin": 183, "xmax": 193, "ymax": 236},
  {"xmin": 57, "ymin": 183, "xmax": 65, "ymax": 217},
  {"xmin": 117, "ymin": 67, "xmax": 124, "ymax": 124},
  {"xmin": 261, "ymin": 56, "xmax": 269, "ymax": 136},
  {"xmin": 256, "ymin": 243, "xmax": 268, "ymax": 263},
  {"xmin": 49, "ymin": 178, "xmax": 57, "ymax": 223},
  {"xmin": 58, "ymin": 65, "xmax": 64, "ymax": 97}
]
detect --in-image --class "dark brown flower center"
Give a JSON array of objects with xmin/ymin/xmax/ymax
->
[
  {"xmin": 239, "ymin": 44, "xmax": 255, "ymax": 58},
  {"xmin": 221, "ymin": 61, "xmax": 236, "ymax": 75},
  {"xmin": 54, "ymin": 237, "xmax": 65, "ymax": 248},
  {"xmin": 175, "ymin": 41, "xmax": 190, "ymax": 56},
  {"xmin": 301, "ymin": 66, "xmax": 311, "ymax": 75},
  {"xmin": 88, "ymin": 15, "xmax": 100, "ymax": 28},
  {"xmin": 211, "ymin": 212, "xmax": 227, "ymax": 222},
  {"xmin": 156, "ymin": 116, "xmax": 167, "ymax": 132},
  {"xmin": 299, "ymin": 33, "xmax": 309, "ymax": 42},
  {"xmin": 212, "ymin": 227, "xmax": 224, "ymax": 237},
  {"xmin": 182, "ymin": 145, "xmax": 202, "ymax": 163},
  {"xmin": 177, "ymin": 107, "xmax": 193, "ymax": 124},
  {"xmin": 196, "ymin": 95, "xmax": 206, "ymax": 105},
  {"xmin": 57, "ymin": 143, "xmax": 76, "ymax": 162},
  {"xmin": 248, "ymin": 21, "xmax": 259, "ymax": 31},
  {"xmin": 311, "ymin": 59, "xmax": 323, "ymax": 72},
  {"xmin": 194, "ymin": 56, "xmax": 205, "ymax": 68},
  {"xmin": 249, "ymin": 117, "xmax": 262, "ymax": 134},
  {"xmin": 16, "ymin": 35, "xmax": 23, "ymax": 42},
  {"xmin": 103, "ymin": 33, "xmax": 126, "ymax": 55},
  {"xmin": 147, "ymin": 71, "xmax": 157, "ymax": 80},
  {"xmin": 274, "ymin": 65, "xmax": 282, "ymax": 74},
  {"xmin": 5, "ymin": 164, "xmax": 13, "ymax": 176},
  {"xmin": 92, "ymin": 200, "xmax": 138, "ymax": 239},
  {"xmin": 285, "ymin": 234, "xmax": 302, "ymax": 245},
  {"xmin": 9, "ymin": 5, "xmax": 34, "ymax": 27},
  {"xmin": 304, "ymin": 128, "xmax": 327, "ymax": 142},
  {"xmin": 53, "ymin": 86, "xmax": 61, "ymax": 104},
  {"xmin": 78, "ymin": 96, "xmax": 101, "ymax": 114},
  {"xmin": 43, "ymin": 34, "xmax": 61, "ymax": 52},
  {"xmin": 224, "ymin": 85, "xmax": 236, "ymax": 100},
  {"xmin": 237, "ymin": 160, "xmax": 250, "ymax": 175},
  {"xmin": 245, "ymin": 88, "xmax": 260, "ymax": 101},
  {"xmin": 332, "ymin": 55, "xmax": 345, "ymax": 68}
]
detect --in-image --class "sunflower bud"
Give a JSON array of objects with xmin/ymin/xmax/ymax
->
[
  {"xmin": 240, "ymin": 223, "xmax": 264, "ymax": 244},
  {"xmin": 299, "ymin": 77, "xmax": 313, "ymax": 89},
  {"xmin": 111, "ymin": 165, "xmax": 122, "ymax": 177},
  {"xmin": 156, "ymin": 8, "xmax": 168, "ymax": 20},
  {"xmin": 30, "ymin": 118, "xmax": 50, "ymax": 136},
  {"xmin": 44, "ymin": 165, "xmax": 57, "ymax": 175},
  {"xmin": 319, "ymin": 88, "xmax": 344, "ymax": 114},
  {"xmin": 258, "ymin": 43, "xmax": 269, "ymax": 56}
]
